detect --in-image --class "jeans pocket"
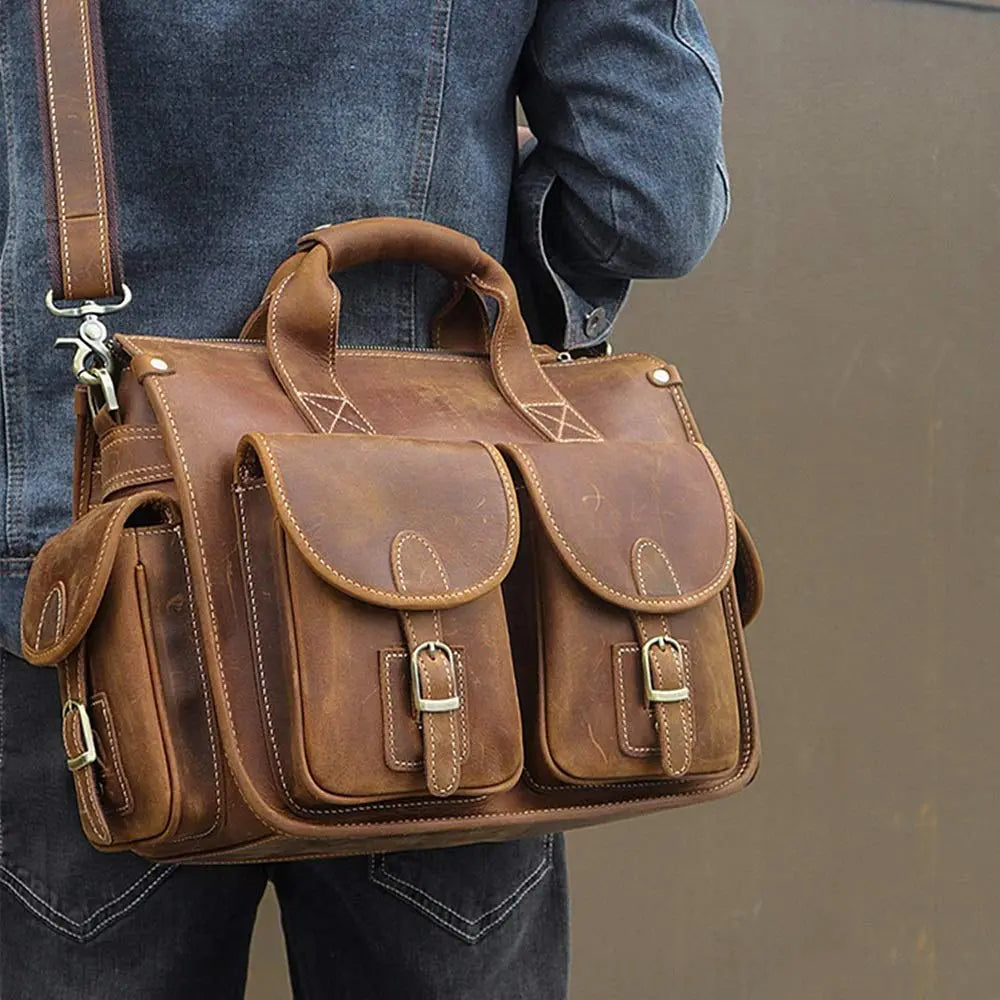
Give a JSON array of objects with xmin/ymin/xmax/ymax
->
[
  {"xmin": 369, "ymin": 834, "xmax": 556, "ymax": 943},
  {"xmin": 0, "ymin": 652, "xmax": 175, "ymax": 942}
]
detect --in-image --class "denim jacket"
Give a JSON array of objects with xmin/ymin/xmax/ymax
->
[{"xmin": 0, "ymin": 0, "xmax": 727, "ymax": 652}]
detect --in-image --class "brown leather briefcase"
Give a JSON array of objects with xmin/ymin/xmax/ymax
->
[{"xmin": 19, "ymin": 0, "xmax": 763, "ymax": 863}]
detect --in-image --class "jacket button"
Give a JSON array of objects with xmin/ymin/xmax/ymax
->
[{"xmin": 585, "ymin": 306, "xmax": 606, "ymax": 338}]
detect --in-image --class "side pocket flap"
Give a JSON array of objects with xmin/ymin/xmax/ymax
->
[
  {"xmin": 21, "ymin": 490, "xmax": 179, "ymax": 665},
  {"xmin": 235, "ymin": 434, "xmax": 520, "ymax": 609},
  {"xmin": 500, "ymin": 440, "xmax": 737, "ymax": 613}
]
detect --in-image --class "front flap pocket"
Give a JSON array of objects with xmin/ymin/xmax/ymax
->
[
  {"xmin": 501, "ymin": 440, "xmax": 746, "ymax": 785},
  {"xmin": 21, "ymin": 490, "xmax": 179, "ymax": 665},
  {"xmin": 233, "ymin": 433, "xmax": 523, "ymax": 806}
]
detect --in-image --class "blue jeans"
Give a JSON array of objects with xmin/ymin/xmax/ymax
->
[{"xmin": 0, "ymin": 652, "xmax": 569, "ymax": 999}]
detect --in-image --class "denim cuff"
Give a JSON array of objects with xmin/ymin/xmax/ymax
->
[{"xmin": 509, "ymin": 142, "xmax": 629, "ymax": 351}]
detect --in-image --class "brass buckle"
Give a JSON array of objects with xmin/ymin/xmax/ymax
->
[
  {"xmin": 410, "ymin": 641, "xmax": 460, "ymax": 713},
  {"xmin": 62, "ymin": 699, "xmax": 98, "ymax": 772},
  {"xmin": 641, "ymin": 636, "xmax": 691, "ymax": 704}
]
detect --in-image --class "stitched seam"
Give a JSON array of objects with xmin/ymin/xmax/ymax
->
[
  {"xmin": 77, "ymin": 0, "xmax": 111, "ymax": 295},
  {"xmin": 394, "ymin": 531, "xmax": 451, "ymax": 591},
  {"xmin": 632, "ymin": 615, "xmax": 674, "ymax": 771},
  {"xmin": 101, "ymin": 464, "xmax": 173, "ymax": 493},
  {"xmin": 100, "ymin": 427, "xmax": 162, "ymax": 446},
  {"xmin": 634, "ymin": 539, "xmax": 682, "ymax": 596},
  {"xmin": 668, "ymin": 385, "xmax": 698, "ymax": 442},
  {"xmin": 507, "ymin": 442, "xmax": 736, "ymax": 608},
  {"xmin": 526, "ymin": 585, "xmax": 750, "ymax": 794},
  {"xmin": 420, "ymin": 657, "xmax": 460, "ymax": 795},
  {"xmin": 66, "ymin": 649, "xmax": 108, "ymax": 842},
  {"xmin": 468, "ymin": 273, "xmax": 603, "ymax": 443},
  {"xmin": 370, "ymin": 834, "xmax": 553, "ymax": 939},
  {"xmin": 0, "ymin": 864, "xmax": 176, "ymax": 943},
  {"xmin": 39, "ymin": 0, "xmax": 73, "ymax": 297},
  {"xmin": 169, "ymin": 524, "xmax": 223, "ymax": 841},
  {"xmin": 146, "ymin": 380, "xmax": 282, "ymax": 834},
  {"xmin": 522, "ymin": 402, "xmax": 600, "ymax": 444},
  {"xmin": 91, "ymin": 692, "xmax": 132, "ymax": 815},
  {"xmin": 614, "ymin": 644, "xmax": 656, "ymax": 754},
  {"xmin": 268, "ymin": 272, "xmax": 375, "ymax": 436},
  {"xmin": 299, "ymin": 394, "xmax": 373, "ymax": 436},
  {"xmin": 237, "ymin": 492, "xmax": 476, "ymax": 815},
  {"xmin": 22, "ymin": 510, "xmax": 122, "ymax": 657},
  {"xmin": 650, "ymin": 616, "xmax": 691, "ymax": 776},
  {"xmin": 0, "ymin": 847, "xmax": 167, "ymax": 928},
  {"xmin": 382, "ymin": 651, "xmax": 421, "ymax": 769},
  {"xmin": 382, "ymin": 649, "xmax": 467, "ymax": 769},
  {"xmin": 35, "ymin": 581, "xmax": 66, "ymax": 649},
  {"xmin": 255, "ymin": 437, "xmax": 518, "ymax": 603},
  {"xmin": 664, "ymin": 623, "xmax": 694, "ymax": 774}
]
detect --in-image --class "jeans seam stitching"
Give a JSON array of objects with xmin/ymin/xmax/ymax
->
[
  {"xmin": 369, "ymin": 834, "xmax": 554, "ymax": 937},
  {"xmin": 0, "ymin": 864, "xmax": 176, "ymax": 941},
  {"xmin": 0, "ymin": 860, "xmax": 173, "ymax": 927}
]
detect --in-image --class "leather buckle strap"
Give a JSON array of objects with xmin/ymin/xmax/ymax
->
[
  {"xmin": 410, "ymin": 641, "xmax": 461, "ymax": 713},
  {"xmin": 641, "ymin": 636, "xmax": 691, "ymax": 705}
]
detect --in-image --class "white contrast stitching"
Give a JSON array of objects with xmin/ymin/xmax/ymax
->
[
  {"xmin": 237, "ymin": 490, "xmax": 478, "ymax": 816},
  {"xmin": 393, "ymin": 531, "xmax": 451, "ymax": 592},
  {"xmin": 368, "ymin": 834, "xmax": 554, "ymax": 942},
  {"xmin": 634, "ymin": 538, "xmax": 682, "ymax": 596},
  {"xmin": 77, "ymin": 0, "xmax": 112, "ymax": 295},
  {"xmin": 0, "ymin": 865, "xmax": 175, "ymax": 942},
  {"xmin": 506, "ymin": 442, "xmax": 736, "ymax": 609},
  {"xmin": 91, "ymin": 692, "xmax": 133, "ymax": 815},
  {"xmin": 35, "ymin": 581, "xmax": 66, "ymax": 650},
  {"xmin": 39, "ymin": 0, "xmax": 73, "ymax": 297},
  {"xmin": 255, "ymin": 437, "xmax": 518, "ymax": 604},
  {"xmin": 525, "ymin": 584, "xmax": 750, "ymax": 794},
  {"xmin": 169, "ymin": 524, "xmax": 223, "ymax": 841},
  {"xmin": 468, "ymin": 272, "xmax": 604, "ymax": 443},
  {"xmin": 613, "ymin": 644, "xmax": 657, "ymax": 754},
  {"xmin": 146, "ymin": 379, "xmax": 282, "ymax": 834},
  {"xmin": 382, "ymin": 649, "xmax": 468, "ymax": 770},
  {"xmin": 101, "ymin": 464, "xmax": 173, "ymax": 494},
  {"xmin": 23, "ymin": 509, "xmax": 121, "ymax": 657}
]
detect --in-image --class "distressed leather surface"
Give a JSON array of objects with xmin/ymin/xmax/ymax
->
[{"xmin": 22, "ymin": 219, "xmax": 763, "ymax": 862}]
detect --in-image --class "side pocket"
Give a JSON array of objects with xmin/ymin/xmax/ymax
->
[
  {"xmin": 369, "ymin": 834, "xmax": 555, "ymax": 943},
  {"xmin": 0, "ymin": 650, "xmax": 176, "ymax": 942},
  {"xmin": 19, "ymin": 490, "xmax": 220, "ymax": 850}
]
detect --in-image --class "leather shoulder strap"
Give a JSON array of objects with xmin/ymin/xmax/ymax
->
[{"xmin": 35, "ymin": 0, "xmax": 124, "ymax": 303}]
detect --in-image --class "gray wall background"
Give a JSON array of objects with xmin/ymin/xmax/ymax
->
[{"xmin": 247, "ymin": 1, "xmax": 1000, "ymax": 996}]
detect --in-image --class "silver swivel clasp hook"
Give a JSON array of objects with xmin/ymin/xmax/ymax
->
[{"xmin": 46, "ymin": 284, "xmax": 132, "ymax": 416}]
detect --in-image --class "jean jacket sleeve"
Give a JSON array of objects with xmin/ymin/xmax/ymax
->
[{"xmin": 510, "ymin": 0, "xmax": 729, "ymax": 350}]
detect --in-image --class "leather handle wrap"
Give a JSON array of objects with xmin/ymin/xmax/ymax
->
[
  {"xmin": 297, "ymin": 217, "xmax": 517, "ymax": 297},
  {"xmin": 35, "ymin": 0, "xmax": 124, "ymax": 303}
]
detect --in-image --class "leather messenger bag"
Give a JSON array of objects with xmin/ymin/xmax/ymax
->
[{"xmin": 19, "ymin": 0, "xmax": 763, "ymax": 863}]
